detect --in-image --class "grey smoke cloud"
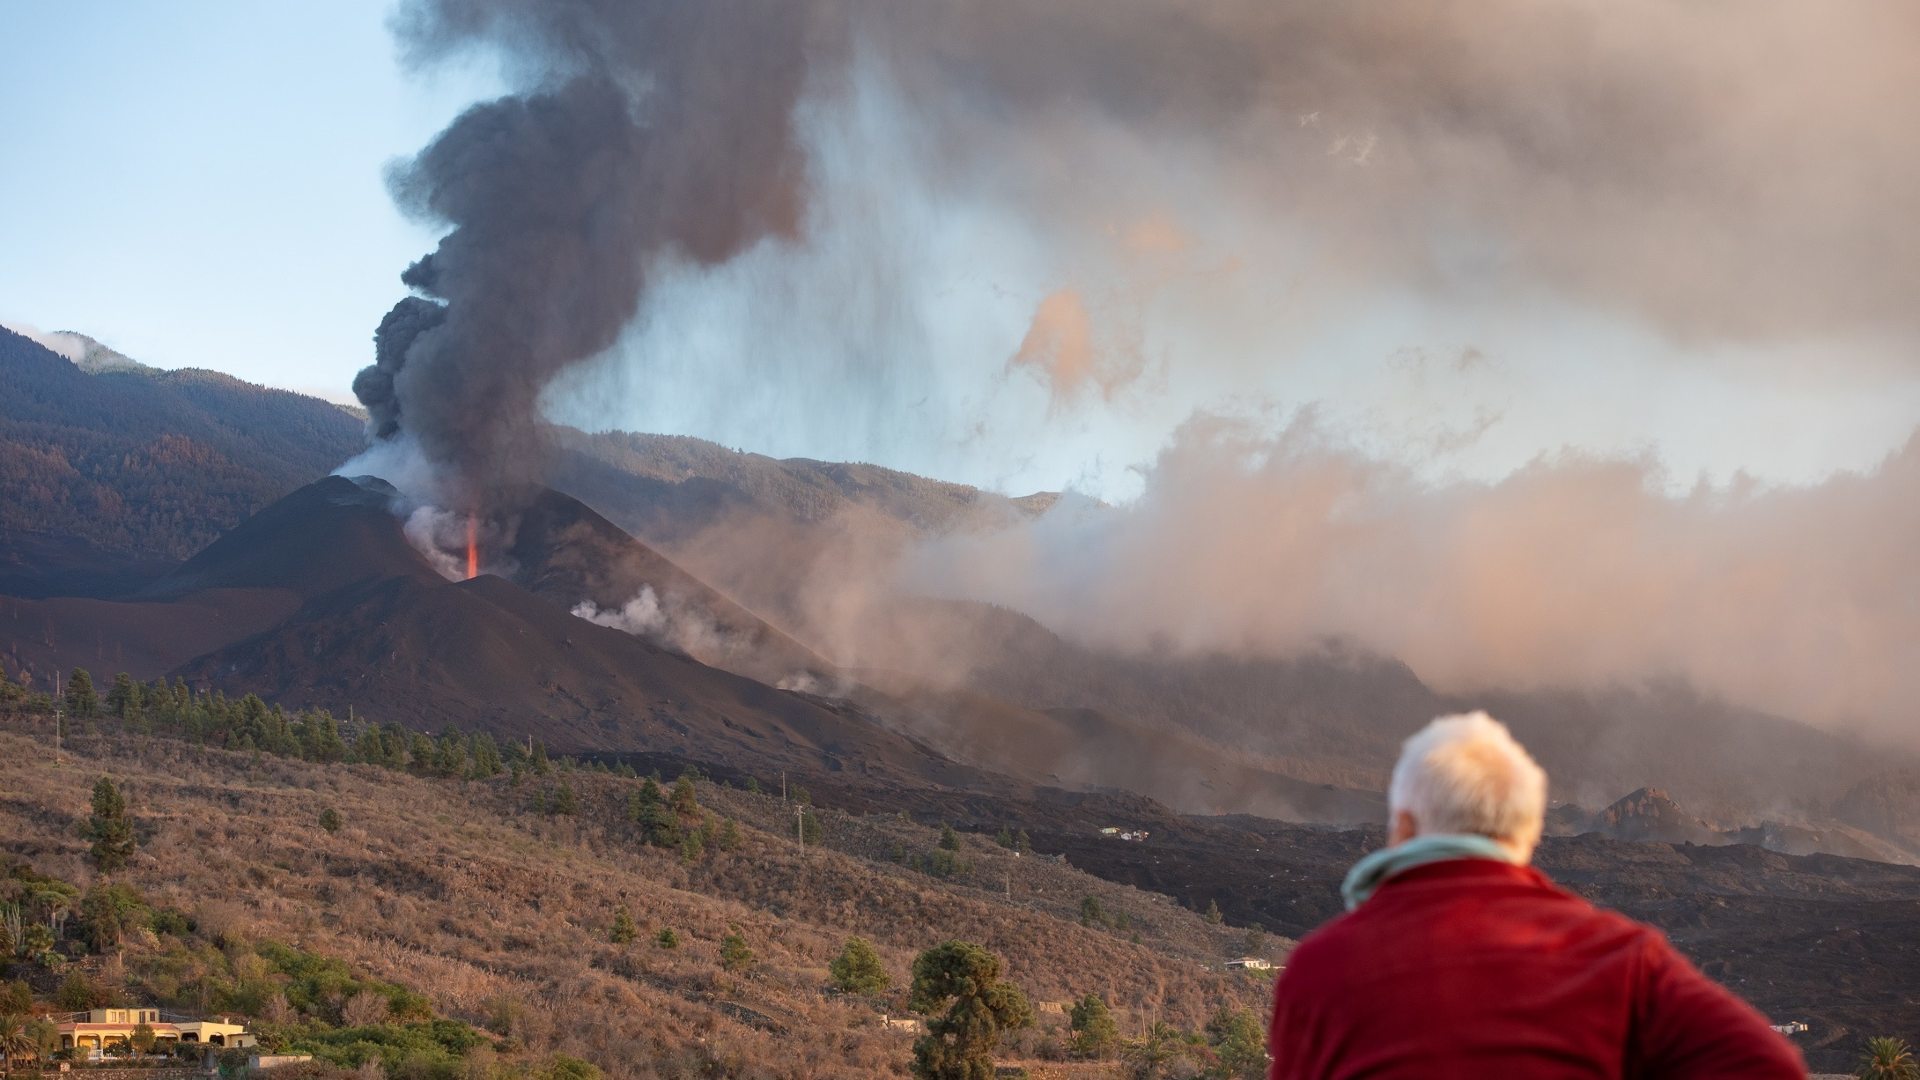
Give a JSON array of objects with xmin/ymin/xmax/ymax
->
[
  {"xmin": 354, "ymin": 0, "xmax": 819, "ymax": 505},
  {"xmin": 528, "ymin": 0, "xmax": 1920, "ymax": 500},
  {"xmin": 905, "ymin": 416, "xmax": 1920, "ymax": 739},
  {"xmin": 344, "ymin": 0, "xmax": 1919, "ymax": 737}
]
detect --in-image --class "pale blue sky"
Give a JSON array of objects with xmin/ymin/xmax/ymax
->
[{"xmin": 0, "ymin": 1, "xmax": 493, "ymax": 401}]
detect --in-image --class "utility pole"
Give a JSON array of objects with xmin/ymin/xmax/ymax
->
[
  {"xmin": 781, "ymin": 770, "xmax": 787, "ymax": 803},
  {"xmin": 794, "ymin": 804, "xmax": 805, "ymax": 849},
  {"xmin": 54, "ymin": 667, "xmax": 62, "ymax": 766}
]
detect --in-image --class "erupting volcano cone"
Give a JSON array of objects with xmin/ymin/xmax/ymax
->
[{"xmin": 465, "ymin": 515, "xmax": 479, "ymax": 580}]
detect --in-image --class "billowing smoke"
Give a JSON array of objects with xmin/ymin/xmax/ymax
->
[
  {"xmin": 337, "ymin": 0, "xmax": 1919, "ymax": 746},
  {"xmin": 539, "ymin": 0, "xmax": 1920, "ymax": 497},
  {"xmin": 361, "ymin": 0, "xmax": 1920, "ymax": 506},
  {"xmin": 900, "ymin": 418, "xmax": 1920, "ymax": 740},
  {"xmin": 353, "ymin": 0, "xmax": 822, "ymax": 507}
]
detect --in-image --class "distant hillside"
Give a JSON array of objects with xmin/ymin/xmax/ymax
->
[
  {"xmin": 552, "ymin": 429, "xmax": 1053, "ymax": 548},
  {"xmin": 0, "ymin": 325, "xmax": 362, "ymax": 570}
]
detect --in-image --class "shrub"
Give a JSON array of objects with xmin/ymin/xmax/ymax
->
[
  {"xmin": 609, "ymin": 908, "xmax": 637, "ymax": 945},
  {"xmin": 720, "ymin": 932, "xmax": 753, "ymax": 973},
  {"xmin": 654, "ymin": 928, "xmax": 679, "ymax": 950},
  {"xmin": 1069, "ymin": 993, "xmax": 1118, "ymax": 1059},
  {"xmin": 829, "ymin": 937, "xmax": 890, "ymax": 996},
  {"xmin": 320, "ymin": 809, "xmax": 343, "ymax": 834}
]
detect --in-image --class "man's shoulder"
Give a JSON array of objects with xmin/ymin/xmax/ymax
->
[{"xmin": 1293, "ymin": 861, "xmax": 1660, "ymax": 960}]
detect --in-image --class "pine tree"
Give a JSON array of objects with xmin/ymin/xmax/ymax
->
[
  {"xmin": 670, "ymin": 774, "xmax": 699, "ymax": 818},
  {"xmin": 829, "ymin": 936, "xmax": 890, "ymax": 995},
  {"xmin": 1079, "ymin": 895, "xmax": 1108, "ymax": 929},
  {"xmin": 84, "ymin": 777, "xmax": 135, "ymax": 872},
  {"xmin": 65, "ymin": 669, "xmax": 98, "ymax": 719},
  {"xmin": 654, "ymin": 927, "xmax": 679, "ymax": 950},
  {"xmin": 909, "ymin": 941, "xmax": 1032, "ymax": 1080},
  {"xmin": 1068, "ymin": 993, "xmax": 1119, "ymax": 1059},
  {"xmin": 552, "ymin": 781, "xmax": 578, "ymax": 816},
  {"xmin": 106, "ymin": 673, "xmax": 142, "ymax": 722},
  {"xmin": 1205, "ymin": 898, "xmax": 1223, "ymax": 925},
  {"xmin": 720, "ymin": 930, "xmax": 754, "ymax": 972},
  {"xmin": 319, "ymin": 809, "xmax": 343, "ymax": 834},
  {"xmin": 609, "ymin": 907, "xmax": 637, "ymax": 945},
  {"xmin": 678, "ymin": 830, "xmax": 705, "ymax": 865},
  {"xmin": 717, "ymin": 817, "xmax": 743, "ymax": 852},
  {"xmin": 938, "ymin": 824, "xmax": 960, "ymax": 851},
  {"xmin": 1205, "ymin": 1006, "xmax": 1267, "ymax": 1080}
]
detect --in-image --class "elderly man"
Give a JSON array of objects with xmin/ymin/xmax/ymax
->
[{"xmin": 1268, "ymin": 712, "xmax": 1803, "ymax": 1079}]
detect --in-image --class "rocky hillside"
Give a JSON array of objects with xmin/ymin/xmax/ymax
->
[{"xmin": 0, "ymin": 723, "xmax": 1271, "ymax": 1079}]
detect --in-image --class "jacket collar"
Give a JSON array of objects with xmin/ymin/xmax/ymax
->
[{"xmin": 1340, "ymin": 833, "xmax": 1522, "ymax": 910}]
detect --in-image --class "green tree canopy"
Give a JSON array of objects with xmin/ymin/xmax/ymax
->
[
  {"xmin": 84, "ymin": 776, "xmax": 136, "ymax": 871},
  {"xmin": 106, "ymin": 672, "xmax": 142, "ymax": 723},
  {"xmin": 720, "ymin": 931, "xmax": 754, "ymax": 973},
  {"xmin": 65, "ymin": 669, "xmax": 98, "ymax": 718},
  {"xmin": 829, "ymin": 936, "xmax": 890, "ymax": 995},
  {"xmin": 1205, "ymin": 1006, "xmax": 1266, "ymax": 1079},
  {"xmin": 79, "ymin": 882, "xmax": 149, "ymax": 951},
  {"xmin": 908, "ymin": 940, "xmax": 1033, "ymax": 1080},
  {"xmin": 609, "ymin": 907, "xmax": 637, "ymax": 945},
  {"xmin": 670, "ymin": 775, "xmax": 699, "ymax": 818},
  {"xmin": 1069, "ymin": 993, "xmax": 1119, "ymax": 1059}
]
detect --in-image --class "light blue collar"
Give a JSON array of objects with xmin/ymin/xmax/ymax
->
[{"xmin": 1340, "ymin": 833, "xmax": 1520, "ymax": 910}]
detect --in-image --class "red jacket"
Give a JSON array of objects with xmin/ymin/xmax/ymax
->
[{"xmin": 1267, "ymin": 859, "xmax": 1803, "ymax": 1079}]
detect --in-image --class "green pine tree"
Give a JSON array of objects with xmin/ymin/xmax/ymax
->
[
  {"xmin": 670, "ymin": 774, "xmax": 700, "ymax": 818},
  {"xmin": 829, "ymin": 936, "xmax": 891, "ymax": 995},
  {"xmin": 1205, "ymin": 1006, "xmax": 1267, "ymax": 1080},
  {"xmin": 65, "ymin": 669, "xmax": 98, "ymax": 719},
  {"xmin": 909, "ymin": 941, "xmax": 1032, "ymax": 1080},
  {"xmin": 106, "ymin": 673, "xmax": 142, "ymax": 723},
  {"xmin": 84, "ymin": 777, "xmax": 135, "ymax": 872},
  {"xmin": 609, "ymin": 907, "xmax": 637, "ymax": 945},
  {"xmin": 720, "ymin": 930, "xmax": 754, "ymax": 973},
  {"xmin": 1068, "ymin": 993, "xmax": 1119, "ymax": 1059}
]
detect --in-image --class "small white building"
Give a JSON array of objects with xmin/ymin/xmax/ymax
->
[{"xmin": 1225, "ymin": 957, "xmax": 1274, "ymax": 971}]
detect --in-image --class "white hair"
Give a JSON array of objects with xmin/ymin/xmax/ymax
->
[{"xmin": 1389, "ymin": 711, "xmax": 1547, "ymax": 855}]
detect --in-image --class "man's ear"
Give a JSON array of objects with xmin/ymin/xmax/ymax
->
[{"xmin": 1389, "ymin": 809, "xmax": 1418, "ymax": 846}]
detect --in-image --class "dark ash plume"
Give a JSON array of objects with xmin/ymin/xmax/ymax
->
[{"xmin": 354, "ymin": 0, "xmax": 820, "ymax": 505}]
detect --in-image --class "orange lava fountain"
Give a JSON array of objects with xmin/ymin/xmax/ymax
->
[{"xmin": 465, "ymin": 515, "xmax": 479, "ymax": 580}]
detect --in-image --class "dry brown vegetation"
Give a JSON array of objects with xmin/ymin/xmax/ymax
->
[{"xmin": 0, "ymin": 722, "xmax": 1273, "ymax": 1078}]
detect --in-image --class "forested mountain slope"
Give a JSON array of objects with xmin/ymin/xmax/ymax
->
[{"xmin": 0, "ymin": 326, "xmax": 363, "ymax": 568}]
